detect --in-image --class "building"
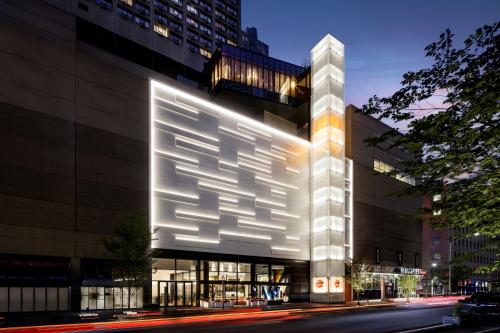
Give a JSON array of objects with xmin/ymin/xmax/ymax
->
[
  {"xmin": 0, "ymin": 0, "xmax": 422, "ymax": 314},
  {"xmin": 422, "ymin": 196, "xmax": 499, "ymax": 294},
  {"xmin": 241, "ymin": 27, "xmax": 268, "ymax": 56},
  {"xmin": 47, "ymin": 0, "xmax": 242, "ymax": 72}
]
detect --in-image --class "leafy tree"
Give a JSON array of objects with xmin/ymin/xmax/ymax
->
[
  {"xmin": 345, "ymin": 257, "xmax": 372, "ymax": 306},
  {"xmin": 398, "ymin": 275, "xmax": 419, "ymax": 303},
  {"xmin": 360, "ymin": 22, "xmax": 499, "ymax": 272},
  {"xmin": 103, "ymin": 211, "xmax": 153, "ymax": 308}
]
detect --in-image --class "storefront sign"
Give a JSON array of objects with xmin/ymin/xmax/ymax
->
[
  {"xmin": 399, "ymin": 267, "xmax": 424, "ymax": 275},
  {"xmin": 312, "ymin": 277, "xmax": 328, "ymax": 293},
  {"xmin": 329, "ymin": 277, "xmax": 344, "ymax": 293}
]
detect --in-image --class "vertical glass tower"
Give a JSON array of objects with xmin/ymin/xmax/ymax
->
[{"xmin": 310, "ymin": 35, "xmax": 347, "ymax": 302}]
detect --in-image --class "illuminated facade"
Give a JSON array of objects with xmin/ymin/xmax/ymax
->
[{"xmin": 150, "ymin": 35, "xmax": 352, "ymax": 305}]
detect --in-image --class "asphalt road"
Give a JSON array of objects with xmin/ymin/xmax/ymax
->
[{"xmin": 102, "ymin": 305, "xmax": 456, "ymax": 333}]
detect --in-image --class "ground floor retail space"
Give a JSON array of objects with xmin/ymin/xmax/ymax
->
[{"xmin": 151, "ymin": 250, "xmax": 310, "ymax": 307}]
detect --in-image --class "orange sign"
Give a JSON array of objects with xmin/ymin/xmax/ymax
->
[
  {"xmin": 313, "ymin": 277, "xmax": 328, "ymax": 293},
  {"xmin": 329, "ymin": 277, "xmax": 344, "ymax": 293}
]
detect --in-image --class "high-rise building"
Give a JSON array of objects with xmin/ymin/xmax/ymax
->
[
  {"xmin": 422, "ymin": 195, "xmax": 499, "ymax": 294},
  {"xmin": 47, "ymin": 0, "xmax": 242, "ymax": 72},
  {"xmin": 0, "ymin": 0, "xmax": 426, "ymax": 316},
  {"xmin": 241, "ymin": 27, "xmax": 269, "ymax": 56}
]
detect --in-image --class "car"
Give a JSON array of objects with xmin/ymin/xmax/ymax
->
[{"xmin": 458, "ymin": 292, "xmax": 500, "ymax": 320}]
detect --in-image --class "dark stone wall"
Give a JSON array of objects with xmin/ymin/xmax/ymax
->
[{"xmin": 0, "ymin": 0, "xmax": 150, "ymax": 260}]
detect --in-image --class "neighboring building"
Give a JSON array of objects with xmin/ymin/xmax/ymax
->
[
  {"xmin": 0, "ymin": 0, "xmax": 422, "ymax": 314},
  {"xmin": 422, "ymin": 195, "xmax": 499, "ymax": 294},
  {"xmin": 46, "ymin": 0, "xmax": 242, "ymax": 72},
  {"xmin": 241, "ymin": 27, "xmax": 268, "ymax": 56}
]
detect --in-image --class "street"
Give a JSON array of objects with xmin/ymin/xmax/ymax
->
[{"xmin": 95, "ymin": 305, "xmax": 455, "ymax": 333}]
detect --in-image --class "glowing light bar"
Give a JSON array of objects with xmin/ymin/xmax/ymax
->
[
  {"xmin": 220, "ymin": 230, "xmax": 271, "ymax": 240},
  {"xmin": 219, "ymin": 126, "xmax": 255, "ymax": 142},
  {"xmin": 156, "ymin": 223, "xmax": 199, "ymax": 231},
  {"xmin": 175, "ymin": 209, "xmax": 220, "ymax": 221},
  {"xmin": 271, "ymin": 188, "xmax": 287, "ymax": 197},
  {"xmin": 220, "ymin": 206, "xmax": 256, "ymax": 217},
  {"xmin": 238, "ymin": 152, "xmax": 272, "ymax": 165},
  {"xmin": 155, "ymin": 149, "xmax": 199, "ymax": 164},
  {"xmin": 255, "ymin": 175, "xmax": 299, "ymax": 190},
  {"xmin": 154, "ymin": 96, "xmax": 199, "ymax": 115},
  {"xmin": 237, "ymin": 123, "xmax": 272, "ymax": 139},
  {"xmin": 286, "ymin": 236, "xmax": 301, "ymax": 241},
  {"xmin": 271, "ymin": 246, "xmax": 300, "ymax": 252},
  {"xmin": 155, "ymin": 189, "xmax": 199, "ymax": 200},
  {"xmin": 256, "ymin": 148, "xmax": 286, "ymax": 160},
  {"xmin": 176, "ymin": 135, "xmax": 219, "ymax": 152},
  {"xmin": 155, "ymin": 119, "xmax": 219, "ymax": 142},
  {"xmin": 271, "ymin": 145, "xmax": 300, "ymax": 157},
  {"xmin": 199, "ymin": 180, "xmax": 255, "ymax": 198},
  {"xmin": 238, "ymin": 219, "xmax": 287, "ymax": 230},
  {"xmin": 286, "ymin": 167, "xmax": 300, "ymax": 174},
  {"xmin": 238, "ymin": 160, "xmax": 272, "ymax": 174},
  {"xmin": 255, "ymin": 198, "xmax": 286, "ymax": 208},
  {"xmin": 271, "ymin": 210, "xmax": 300, "ymax": 219},
  {"xmin": 175, "ymin": 234, "xmax": 220, "ymax": 244},
  {"xmin": 176, "ymin": 164, "xmax": 237, "ymax": 184}
]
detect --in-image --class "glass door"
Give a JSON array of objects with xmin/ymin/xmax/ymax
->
[
  {"xmin": 185, "ymin": 283, "xmax": 192, "ymax": 306},
  {"xmin": 167, "ymin": 282, "xmax": 175, "ymax": 306},
  {"xmin": 176, "ymin": 283, "xmax": 184, "ymax": 306}
]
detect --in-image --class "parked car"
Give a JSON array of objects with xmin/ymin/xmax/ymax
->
[{"xmin": 458, "ymin": 292, "xmax": 500, "ymax": 320}]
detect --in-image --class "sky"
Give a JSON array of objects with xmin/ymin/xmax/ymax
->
[{"xmin": 241, "ymin": 0, "xmax": 500, "ymax": 108}]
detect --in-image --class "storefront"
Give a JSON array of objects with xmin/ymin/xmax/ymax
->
[
  {"xmin": 151, "ymin": 251, "xmax": 309, "ymax": 307},
  {"xmin": 357, "ymin": 266, "xmax": 424, "ymax": 300}
]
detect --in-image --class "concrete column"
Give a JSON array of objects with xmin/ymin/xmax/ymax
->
[{"xmin": 70, "ymin": 257, "xmax": 81, "ymax": 311}]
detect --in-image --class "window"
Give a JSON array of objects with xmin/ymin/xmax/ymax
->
[
  {"xmin": 199, "ymin": 24, "xmax": 211, "ymax": 35},
  {"xmin": 168, "ymin": 21, "xmax": 182, "ymax": 32},
  {"xmin": 433, "ymin": 252, "xmax": 442, "ymax": 261},
  {"xmin": 134, "ymin": 2, "xmax": 150, "ymax": 15},
  {"xmin": 208, "ymin": 261, "xmax": 218, "ymax": 280},
  {"xmin": 255, "ymin": 264, "xmax": 268, "ymax": 282},
  {"xmin": 120, "ymin": 0, "xmax": 133, "ymax": 6},
  {"xmin": 227, "ymin": 39, "xmax": 237, "ymax": 46},
  {"xmin": 433, "ymin": 210, "xmax": 442, "ymax": 216},
  {"xmin": 169, "ymin": 33, "xmax": 182, "ymax": 45},
  {"xmin": 199, "ymin": 12, "xmax": 211, "ymax": 23},
  {"xmin": 215, "ymin": 33, "xmax": 226, "ymax": 43},
  {"xmin": 219, "ymin": 262, "xmax": 237, "ymax": 281},
  {"xmin": 237, "ymin": 263, "xmax": 251, "ymax": 282},
  {"xmin": 169, "ymin": 0, "xmax": 182, "ymax": 6},
  {"xmin": 200, "ymin": 48, "xmax": 211, "ymax": 58},
  {"xmin": 154, "ymin": 0, "xmax": 168, "ymax": 12},
  {"xmin": 373, "ymin": 158, "xmax": 415, "ymax": 186},
  {"xmin": 433, "ymin": 194, "xmax": 442, "ymax": 202},
  {"xmin": 169, "ymin": 7, "xmax": 182, "ymax": 19},
  {"xmin": 117, "ymin": 6, "xmax": 133, "ymax": 20},
  {"xmin": 432, "ymin": 236, "xmax": 441, "ymax": 247},
  {"xmin": 397, "ymin": 251, "xmax": 403, "ymax": 266},
  {"xmin": 187, "ymin": 41, "xmax": 199, "ymax": 53},
  {"xmin": 186, "ymin": 17, "xmax": 198, "ymax": 28},
  {"xmin": 187, "ymin": 4, "xmax": 198, "ymax": 15},
  {"xmin": 155, "ymin": 13, "xmax": 168, "ymax": 25},
  {"xmin": 134, "ymin": 15, "xmax": 150, "ymax": 29},
  {"xmin": 376, "ymin": 247, "xmax": 381, "ymax": 264},
  {"xmin": 95, "ymin": 0, "xmax": 112, "ymax": 10}
]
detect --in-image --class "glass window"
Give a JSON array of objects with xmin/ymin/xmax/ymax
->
[
  {"xmin": 153, "ymin": 259, "xmax": 175, "ymax": 281},
  {"xmin": 175, "ymin": 260, "xmax": 197, "ymax": 281},
  {"xmin": 255, "ymin": 264, "xmax": 268, "ymax": 282},
  {"xmin": 271, "ymin": 265, "xmax": 288, "ymax": 283}
]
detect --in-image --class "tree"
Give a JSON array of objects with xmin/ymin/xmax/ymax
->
[
  {"xmin": 345, "ymin": 257, "xmax": 372, "ymax": 306},
  {"xmin": 360, "ymin": 22, "xmax": 500, "ymax": 272},
  {"xmin": 398, "ymin": 275, "xmax": 419, "ymax": 303},
  {"xmin": 103, "ymin": 211, "xmax": 153, "ymax": 309}
]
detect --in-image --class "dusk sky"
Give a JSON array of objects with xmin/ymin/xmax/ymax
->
[{"xmin": 242, "ymin": 0, "xmax": 500, "ymax": 108}]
